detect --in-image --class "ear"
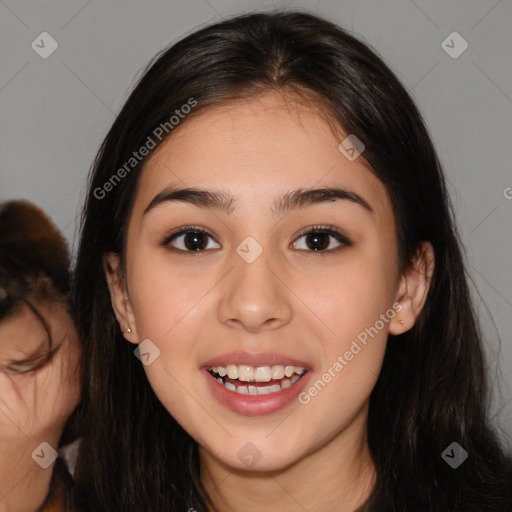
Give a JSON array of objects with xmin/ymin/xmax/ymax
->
[
  {"xmin": 103, "ymin": 252, "xmax": 139, "ymax": 344},
  {"xmin": 388, "ymin": 241, "xmax": 435, "ymax": 335}
]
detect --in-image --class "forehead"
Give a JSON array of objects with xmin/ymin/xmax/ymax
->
[
  {"xmin": 0, "ymin": 302, "xmax": 47, "ymax": 357},
  {"xmin": 134, "ymin": 92, "xmax": 393, "ymax": 223}
]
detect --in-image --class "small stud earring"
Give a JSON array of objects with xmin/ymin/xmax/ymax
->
[
  {"xmin": 399, "ymin": 320, "xmax": 404, "ymax": 325},
  {"xmin": 125, "ymin": 327, "xmax": 132, "ymax": 334}
]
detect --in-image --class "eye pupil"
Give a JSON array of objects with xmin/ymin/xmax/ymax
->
[
  {"xmin": 306, "ymin": 233, "xmax": 329, "ymax": 251},
  {"xmin": 184, "ymin": 232, "xmax": 207, "ymax": 251}
]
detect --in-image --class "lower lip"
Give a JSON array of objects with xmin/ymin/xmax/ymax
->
[{"xmin": 201, "ymin": 368, "xmax": 311, "ymax": 416}]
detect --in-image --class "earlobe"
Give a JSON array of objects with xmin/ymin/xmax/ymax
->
[
  {"xmin": 103, "ymin": 252, "xmax": 139, "ymax": 344},
  {"xmin": 389, "ymin": 241, "xmax": 435, "ymax": 335}
]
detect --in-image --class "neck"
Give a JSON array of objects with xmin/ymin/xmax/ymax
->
[{"xmin": 199, "ymin": 408, "xmax": 376, "ymax": 512}]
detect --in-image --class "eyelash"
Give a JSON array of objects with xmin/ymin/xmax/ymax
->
[
  {"xmin": 161, "ymin": 224, "xmax": 352, "ymax": 255},
  {"xmin": 1, "ymin": 345, "xmax": 60, "ymax": 375}
]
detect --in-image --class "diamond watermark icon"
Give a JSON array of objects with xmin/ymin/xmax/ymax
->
[
  {"xmin": 31, "ymin": 32, "xmax": 59, "ymax": 59},
  {"xmin": 441, "ymin": 442, "xmax": 468, "ymax": 469},
  {"xmin": 236, "ymin": 236, "xmax": 263, "ymax": 264},
  {"xmin": 441, "ymin": 32, "xmax": 468, "ymax": 59},
  {"xmin": 338, "ymin": 134, "xmax": 365, "ymax": 161},
  {"xmin": 134, "ymin": 338, "xmax": 161, "ymax": 366},
  {"xmin": 237, "ymin": 442, "xmax": 262, "ymax": 468},
  {"xmin": 31, "ymin": 442, "xmax": 58, "ymax": 469}
]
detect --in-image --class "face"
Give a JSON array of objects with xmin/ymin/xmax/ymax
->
[
  {"xmin": 106, "ymin": 91, "xmax": 430, "ymax": 473},
  {"xmin": 0, "ymin": 298, "xmax": 81, "ymax": 444}
]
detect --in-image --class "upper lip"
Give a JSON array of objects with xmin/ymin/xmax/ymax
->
[{"xmin": 201, "ymin": 352, "xmax": 311, "ymax": 369}]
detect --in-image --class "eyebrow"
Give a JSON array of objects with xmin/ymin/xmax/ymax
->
[
  {"xmin": 144, "ymin": 186, "xmax": 374, "ymax": 217},
  {"xmin": 1, "ymin": 341, "xmax": 59, "ymax": 374}
]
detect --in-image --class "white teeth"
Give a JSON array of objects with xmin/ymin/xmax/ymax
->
[
  {"xmin": 257, "ymin": 384, "xmax": 282, "ymax": 395},
  {"xmin": 271, "ymin": 365, "xmax": 285, "ymax": 379},
  {"xmin": 238, "ymin": 365, "xmax": 255, "ymax": 382},
  {"xmin": 254, "ymin": 366, "xmax": 272, "ymax": 382},
  {"xmin": 213, "ymin": 369, "xmax": 306, "ymax": 395},
  {"xmin": 226, "ymin": 364, "xmax": 239, "ymax": 379},
  {"xmin": 211, "ymin": 364, "xmax": 306, "ymax": 382},
  {"xmin": 224, "ymin": 381, "xmax": 236, "ymax": 392},
  {"xmin": 284, "ymin": 365, "xmax": 294, "ymax": 377}
]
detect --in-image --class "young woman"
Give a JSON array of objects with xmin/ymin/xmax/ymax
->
[
  {"xmin": 0, "ymin": 200, "xmax": 81, "ymax": 511},
  {"xmin": 70, "ymin": 11, "xmax": 512, "ymax": 511}
]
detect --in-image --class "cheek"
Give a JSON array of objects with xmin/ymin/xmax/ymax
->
[
  {"xmin": 127, "ymin": 254, "xmax": 211, "ymax": 402},
  {"xmin": 128, "ymin": 246, "xmax": 212, "ymax": 339},
  {"xmin": 302, "ymin": 247, "xmax": 394, "ymax": 398},
  {"xmin": 309, "ymin": 250, "xmax": 395, "ymax": 341},
  {"xmin": 296, "ymin": 264, "xmax": 391, "ymax": 431},
  {"xmin": 140, "ymin": 330, "xmax": 209, "ymax": 442}
]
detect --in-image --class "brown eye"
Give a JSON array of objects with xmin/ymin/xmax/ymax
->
[
  {"xmin": 161, "ymin": 224, "xmax": 352, "ymax": 255},
  {"xmin": 292, "ymin": 225, "xmax": 352, "ymax": 253},
  {"xmin": 162, "ymin": 226, "xmax": 220, "ymax": 253}
]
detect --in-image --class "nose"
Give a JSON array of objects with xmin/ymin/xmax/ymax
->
[{"xmin": 217, "ymin": 249, "xmax": 293, "ymax": 333}]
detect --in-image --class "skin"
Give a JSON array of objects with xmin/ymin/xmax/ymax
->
[
  {"xmin": 105, "ymin": 91, "xmax": 435, "ymax": 512},
  {"xmin": 0, "ymin": 297, "xmax": 81, "ymax": 512}
]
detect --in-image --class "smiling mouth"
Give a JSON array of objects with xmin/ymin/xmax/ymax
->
[{"xmin": 207, "ymin": 364, "xmax": 309, "ymax": 396}]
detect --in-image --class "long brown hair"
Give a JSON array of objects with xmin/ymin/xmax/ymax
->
[{"xmin": 0, "ymin": 199, "xmax": 71, "ymax": 364}]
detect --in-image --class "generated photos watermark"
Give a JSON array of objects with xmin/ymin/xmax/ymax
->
[
  {"xmin": 94, "ymin": 97, "xmax": 198, "ymax": 200},
  {"xmin": 298, "ymin": 302, "xmax": 403, "ymax": 405}
]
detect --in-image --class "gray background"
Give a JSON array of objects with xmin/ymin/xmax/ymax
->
[{"xmin": 0, "ymin": 0, "xmax": 511, "ymax": 452}]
